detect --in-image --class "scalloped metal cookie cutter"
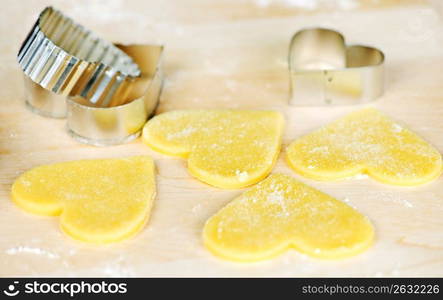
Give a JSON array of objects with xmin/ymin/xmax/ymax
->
[
  {"xmin": 18, "ymin": 6, "xmax": 141, "ymax": 118},
  {"xmin": 17, "ymin": 7, "xmax": 164, "ymax": 146},
  {"xmin": 288, "ymin": 28, "xmax": 385, "ymax": 106},
  {"xmin": 67, "ymin": 44, "xmax": 164, "ymax": 146}
]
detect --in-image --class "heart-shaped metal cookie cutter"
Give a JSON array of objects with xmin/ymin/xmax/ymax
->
[{"xmin": 288, "ymin": 28, "xmax": 384, "ymax": 106}]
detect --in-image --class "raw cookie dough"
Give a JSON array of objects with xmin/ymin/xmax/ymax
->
[
  {"xmin": 11, "ymin": 156, "xmax": 156, "ymax": 244},
  {"xmin": 142, "ymin": 110, "xmax": 284, "ymax": 188},
  {"xmin": 287, "ymin": 108, "xmax": 442, "ymax": 186},
  {"xmin": 203, "ymin": 173, "xmax": 374, "ymax": 262}
]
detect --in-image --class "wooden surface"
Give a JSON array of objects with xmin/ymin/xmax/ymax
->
[{"xmin": 1, "ymin": 0, "xmax": 443, "ymax": 277}]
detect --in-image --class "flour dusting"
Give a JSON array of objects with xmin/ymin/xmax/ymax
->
[
  {"xmin": 6, "ymin": 246, "xmax": 59, "ymax": 259},
  {"xmin": 167, "ymin": 127, "xmax": 196, "ymax": 140},
  {"xmin": 235, "ymin": 170, "xmax": 249, "ymax": 182}
]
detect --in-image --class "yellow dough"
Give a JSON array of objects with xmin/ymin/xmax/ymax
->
[
  {"xmin": 142, "ymin": 110, "xmax": 284, "ymax": 188},
  {"xmin": 203, "ymin": 173, "xmax": 374, "ymax": 262},
  {"xmin": 11, "ymin": 156, "xmax": 156, "ymax": 244},
  {"xmin": 287, "ymin": 108, "xmax": 442, "ymax": 186}
]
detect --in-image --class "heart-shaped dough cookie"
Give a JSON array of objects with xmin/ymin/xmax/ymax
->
[
  {"xmin": 11, "ymin": 156, "xmax": 156, "ymax": 244},
  {"xmin": 203, "ymin": 173, "xmax": 374, "ymax": 262},
  {"xmin": 287, "ymin": 108, "xmax": 442, "ymax": 186},
  {"xmin": 142, "ymin": 110, "xmax": 284, "ymax": 188}
]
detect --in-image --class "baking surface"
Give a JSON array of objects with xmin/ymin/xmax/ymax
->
[{"xmin": 1, "ymin": 0, "xmax": 443, "ymax": 277}]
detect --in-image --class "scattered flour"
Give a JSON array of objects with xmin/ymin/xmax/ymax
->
[
  {"xmin": 392, "ymin": 124, "xmax": 403, "ymax": 133},
  {"xmin": 102, "ymin": 265, "xmax": 135, "ymax": 277},
  {"xmin": 256, "ymin": 0, "xmax": 359, "ymax": 10},
  {"xmin": 20, "ymin": 179, "xmax": 32, "ymax": 187},
  {"xmin": 166, "ymin": 127, "xmax": 196, "ymax": 140},
  {"xmin": 235, "ymin": 170, "xmax": 249, "ymax": 182},
  {"xmin": 256, "ymin": 0, "xmax": 272, "ymax": 7},
  {"xmin": 267, "ymin": 188, "xmax": 290, "ymax": 216},
  {"xmin": 101, "ymin": 255, "xmax": 135, "ymax": 277},
  {"xmin": 6, "ymin": 246, "xmax": 59, "ymax": 259},
  {"xmin": 351, "ymin": 174, "xmax": 369, "ymax": 180},
  {"xmin": 284, "ymin": 0, "xmax": 319, "ymax": 10},
  {"xmin": 191, "ymin": 204, "xmax": 202, "ymax": 214},
  {"xmin": 375, "ymin": 192, "xmax": 414, "ymax": 208},
  {"xmin": 267, "ymin": 189, "xmax": 285, "ymax": 204},
  {"xmin": 337, "ymin": 0, "xmax": 359, "ymax": 10},
  {"xmin": 217, "ymin": 221, "xmax": 225, "ymax": 239}
]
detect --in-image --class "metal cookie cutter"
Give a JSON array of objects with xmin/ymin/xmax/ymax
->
[
  {"xmin": 288, "ymin": 28, "xmax": 384, "ymax": 106},
  {"xmin": 67, "ymin": 44, "xmax": 164, "ymax": 146},
  {"xmin": 18, "ymin": 6, "xmax": 141, "ymax": 118}
]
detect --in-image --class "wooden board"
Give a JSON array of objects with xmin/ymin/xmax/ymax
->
[{"xmin": 1, "ymin": 0, "xmax": 443, "ymax": 277}]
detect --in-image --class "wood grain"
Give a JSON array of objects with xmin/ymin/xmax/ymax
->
[{"xmin": 0, "ymin": 0, "xmax": 442, "ymax": 277}]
